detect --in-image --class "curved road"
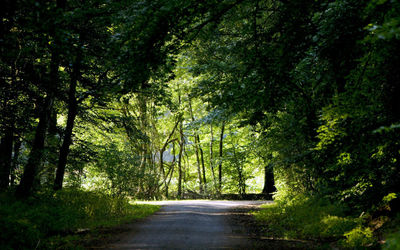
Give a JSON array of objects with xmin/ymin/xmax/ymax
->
[{"xmin": 105, "ymin": 200, "xmax": 270, "ymax": 249}]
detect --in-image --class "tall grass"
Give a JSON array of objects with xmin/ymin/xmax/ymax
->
[
  {"xmin": 0, "ymin": 189, "xmax": 159, "ymax": 249},
  {"xmin": 253, "ymin": 196, "xmax": 377, "ymax": 248}
]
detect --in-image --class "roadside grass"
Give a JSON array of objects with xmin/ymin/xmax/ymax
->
[
  {"xmin": 253, "ymin": 197, "xmax": 371, "ymax": 248},
  {"xmin": 381, "ymin": 213, "xmax": 400, "ymax": 250},
  {"xmin": 253, "ymin": 195, "xmax": 400, "ymax": 249},
  {"xmin": 0, "ymin": 189, "xmax": 160, "ymax": 249}
]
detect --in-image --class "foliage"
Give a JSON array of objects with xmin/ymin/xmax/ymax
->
[
  {"xmin": 0, "ymin": 190, "xmax": 159, "ymax": 249},
  {"xmin": 1, "ymin": 0, "xmax": 400, "ymax": 246},
  {"xmin": 253, "ymin": 197, "xmax": 383, "ymax": 248},
  {"xmin": 253, "ymin": 198, "xmax": 361, "ymax": 242},
  {"xmin": 340, "ymin": 226, "xmax": 375, "ymax": 249}
]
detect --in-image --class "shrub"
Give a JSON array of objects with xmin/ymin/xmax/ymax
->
[{"xmin": 341, "ymin": 226, "xmax": 375, "ymax": 249}]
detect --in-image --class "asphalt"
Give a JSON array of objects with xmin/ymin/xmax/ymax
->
[{"xmin": 104, "ymin": 200, "xmax": 270, "ymax": 249}]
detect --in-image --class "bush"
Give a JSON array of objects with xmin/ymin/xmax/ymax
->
[{"xmin": 341, "ymin": 226, "xmax": 375, "ymax": 249}]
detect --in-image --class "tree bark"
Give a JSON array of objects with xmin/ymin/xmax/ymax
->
[
  {"xmin": 53, "ymin": 50, "xmax": 81, "ymax": 191},
  {"xmin": 218, "ymin": 122, "xmax": 225, "ymax": 192},
  {"xmin": 262, "ymin": 163, "xmax": 276, "ymax": 197},
  {"xmin": 165, "ymin": 143, "xmax": 176, "ymax": 198},
  {"xmin": 188, "ymin": 97, "xmax": 203, "ymax": 193},
  {"xmin": 0, "ymin": 125, "xmax": 14, "ymax": 190},
  {"xmin": 232, "ymin": 143, "xmax": 245, "ymax": 195},
  {"xmin": 177, "ymin": 120, "xmax": 184, "ymax": 199},
  {"xmin": 197, "ymin": 135, "xmax": 207, "ymax": 193},
  {"xmin": 10, "ymin": 136, "xmax": 21, "ymax": 187},
  {"xmin": 209, "ymin": 123, "xmax": 216, "ymax": 191},
  {"xmin": 16, "ymin": 93, "xmax": 55, "ymax": 197},
  {"xmin": 16, "ymin": 0, "xmax": 65, "ymax": 198}
]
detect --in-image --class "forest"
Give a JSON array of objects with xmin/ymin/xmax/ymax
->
[{"xmin": 1, "ymin": 0, "xmax": 400, "ymax": 249}]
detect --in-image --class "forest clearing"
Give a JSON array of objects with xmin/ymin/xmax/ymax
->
[{"xmin": 1, "ymin": 0, "xmax": 400, "ymax": 249}]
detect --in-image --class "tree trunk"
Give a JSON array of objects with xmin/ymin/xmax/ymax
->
[
  {"xmin": 10, "ymin": 136, "xmax": 22, "ymax": 187},
  {"xmin": 159, "ymin": 117, "xmax": 180, "ymax": 198},
  {"xmin": 177, "ymin": 121, "xmax": 184, "ymax": 199},
  {"xmin": 160, "ymin": 149, "xmax": 166, "ymax": 197},
  {"xmin": 165, "ymin": 143, "xmax": 176, "ymax": 198},
  {"xmin": 232, "ymin": 144, "xmax": 245, "ymax": 195},
  {"xmin": 53, "ymin": 50, "xmax": 81, "ymax": 191},
  {"xmin": 193, "ymin": 136, "xmax": 203, "ymax": 193},
  {"xmin": 0, "ymin": 126, "xmax": 14, "ymax": 190},
  {"xmin": 209, "ymin": 123, "xmax": 216, "ymax": 191},
  {"xmin": 188, "ymin": 97, "xmax": 203, "ymax": 193},
  {"xmin": 197, "ymin": 135, "xmax": 207, "ymax": 193},
  {"xmin": 218, "ymin": 122, "xmax": 225, "ymax": 192},
  {"xmin": 262, "ymin": 163, "xmax": 276, "ymax": 197},
  {"xmin": 16, "ymin": 0, "xmax": 65, "ymax": 198},
  {"xmin": 16, "ymin": 93, "xmax": 55, "ymax": 197}
]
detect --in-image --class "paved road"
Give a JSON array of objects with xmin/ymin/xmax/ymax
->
[{"xmin": 105, "ymin": 200, "xmax": 270, "ymax": 249}]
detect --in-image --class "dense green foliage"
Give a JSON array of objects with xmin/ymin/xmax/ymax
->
[
  {"xmin": 0, "ymin": 190, "xmax": 159, "ymax": 249},
  {"xmin": 1, "ymin": 0, "xmax": 400, "ymax": 247},
  {"xmin": 188, "ymin": 0, "xmax": 400, "ymax": 209}
]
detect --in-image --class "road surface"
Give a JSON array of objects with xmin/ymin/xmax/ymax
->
[{"xmin": 105, "ymin": 200, "xmax": 270, "ymax": 249}]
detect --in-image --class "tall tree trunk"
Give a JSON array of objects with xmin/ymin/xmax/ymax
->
[
  {"xmin": 209, "ymin": 123, "xmax": 216, "ymax": 191},
  {"xmin": 16, "ymin": 0, "xmax": 65, "ymax": 198},
  {"xmin": 46, "ymin": 109, "xmax": 60, "ymax": 183},
  {"xmin": 238, "ymin": 166, "xmax": 245, "ymax": 195},
  {"xmin": 177, "ymin": 121, "xmax": 184, "ymax": 199},
  {"xmin": 193, "ymin": 135, "xmax": 203, "ymax": 194},
  {"xmin": 160, "ymin": 149, "xmax": 166, "ymax": 197},
  {"xmin": 53, "ymin": 50, "xmax": 81, "ymax": 191},
  {"xmin": 232, "ymin": 143, "xmax": 245, "ymax": 195},
  {"xmin": 0, "ymin": 125, "xmax": 14, "ymax": 190},
  {"xmin": 218, "ymin": 122, "xmax": 225, "ymax": 193},
  {"xmin": 262, "ymin": 163, "xmax": 276, "ymax": 197},
  {"xmin": 10, "ymin": 136, "xmax": 22, "ymax": 187},
  {"xmin": 188, "ymin": 97, "xmax": 203, "ymax": 193},
  {"xmin": 138, "ymin": 92, "xmax": 148, "ymax": 195},
  {"xmin": 16, "ymin": 93, "xmax": 55, "ymax": 197},
  {"xmin": 197, "ymin": 135, "xmax": 207, "ymax": 193},
  {"xmin": 166, "ymin": 144, "xmax": 176, "ymax": 198}
]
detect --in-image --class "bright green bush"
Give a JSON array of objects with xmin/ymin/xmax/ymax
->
[
  {"xmin": 341, "ymin": 226, "xmax": 375, "ymax": 249},
  {"xmin": 0, "ymin": 190, "xmax": 159, "ymax": 249}
]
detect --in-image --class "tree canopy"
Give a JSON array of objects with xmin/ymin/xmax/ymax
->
[{"xmin": 1, "ymin": 0, "xmax": 399, "ymax": 214}]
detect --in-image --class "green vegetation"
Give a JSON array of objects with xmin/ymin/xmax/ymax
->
[
  {"xmin": 253, "ymin": 198, "xmax": 368, "ymax": 248},
  {"xmin": 254, "ymin": 199, "xmax": 357, "ymax": 240},
  {"xmin": 0, "ymin": 189, "xmax": 159, "ymax": 249},
  {"xmin": 1, "ymin": 0, "xmax": 400, "ymax": 248},
  {"xmin": 254, "ymin": 194, "xmax": 400, "ymax": 248}
]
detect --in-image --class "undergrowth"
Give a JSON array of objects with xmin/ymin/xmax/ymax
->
[
  {"xmin": 0, "ymin": 189, "xmax": 159, "ymax": 249},
  {"xmin": 253, "ymin": 194, "xmax": 400, "ymax": 249}
]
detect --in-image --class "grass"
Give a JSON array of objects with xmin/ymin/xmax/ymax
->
[
  {"xmin": 253, "ymin": 194, "xmax": 400, "ymax": 249},
  {"xmin": 0, "ymin": 189, "xmax": 160, "ymax": 249},
  {"xmin": 252, "ymin": 197, "xmax": 377, "ymax": 248}
]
